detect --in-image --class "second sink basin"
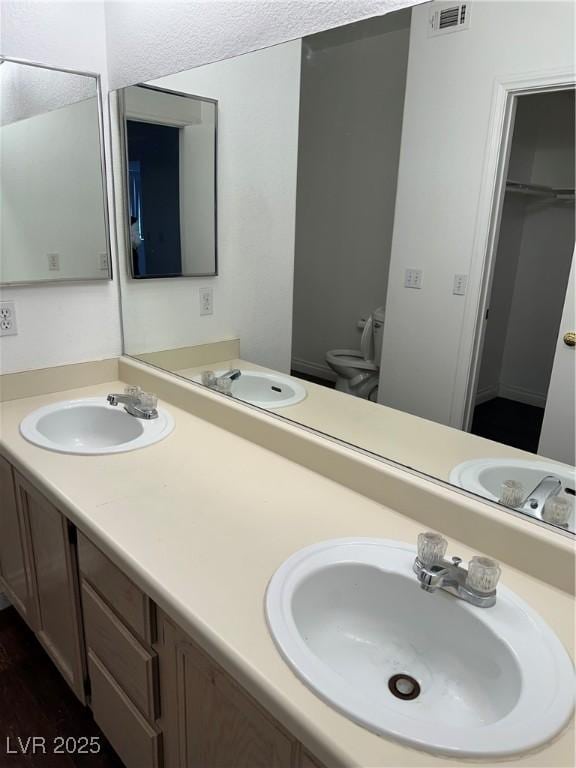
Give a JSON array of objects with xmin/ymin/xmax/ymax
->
[
  {"xmin": 195, "ymin": 369, "xmax": 307, "ymax": 409},
  {"xmin": 20, "ymin": 397, "xmax": 174, "ymax": 454},
  {"xmin": 266, "ymin": 538, "xmax": 574, "ymax": 757}
]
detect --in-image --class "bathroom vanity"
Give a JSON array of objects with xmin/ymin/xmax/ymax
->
[{"xmin": 0, "ymin": 359, "xmax": 573, "ymax": 768}]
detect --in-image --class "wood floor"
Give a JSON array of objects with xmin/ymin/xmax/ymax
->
[{"xmin": 0, "ymin": 606, "xmax": 124, "ymax": 768}]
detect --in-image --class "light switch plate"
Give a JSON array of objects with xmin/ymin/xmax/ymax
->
[
  {"xmin": 453, "ymin": 274, "xmax": 467, "ymax": 295},
  {"xmin": 199, "ymin": 287, "xmax": 214, "ymax": 316},
  {"xmin": 47, "ymin": 253, "xmax": 60, "ymax": 271},
  {"xmin": 404, "ymin": 268, "xmax": 423, "ymax": 289},
  {"xmin": 0, "ymin": 301, "xmax": 18, "ymax": 336}
]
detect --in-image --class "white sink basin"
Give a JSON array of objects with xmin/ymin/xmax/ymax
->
[
  {"xmin": 266, "ymin": 538, "xmax": 574, "ymax": 757},
  {"xmin": 20, "ymin": 397, "xmax": 174, "ymax": 455},
  {"xmin": 195, "ymin": 370, "xmax": 306, "ymax": 409},
  {"xmin": 450, "ymin": 458, "xmax": 575, "ymax": 530}
]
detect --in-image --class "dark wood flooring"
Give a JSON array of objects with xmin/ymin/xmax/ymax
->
[
  {"xmin": 0, "ymin": 607, "xmax": 124, "ymax": 768},
  {"xmin": 471, "ymin": 397, "xmax": 544, "ymax": 453}
]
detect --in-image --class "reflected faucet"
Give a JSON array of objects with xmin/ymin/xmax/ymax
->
[
  {"xmin": 219, "ymin": 368, "xmax": 242, "ymax": 382},
  {"xmin": 521, "ymin": 475, "xmax": 562, "ymax": 516}
]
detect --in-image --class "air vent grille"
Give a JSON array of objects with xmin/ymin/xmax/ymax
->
[{"xmin": 428, "ymin": 2, "xmax": 471, "ymax": 37}]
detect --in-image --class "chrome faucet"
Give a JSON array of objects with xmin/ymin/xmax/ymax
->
[
  {"xmin": 200, "ymin": 368, "xmax": 241, "ymax": 395},
  {"xmin": 413, "ymin": 532, "xmax": 501, "ymax": 608},
  {"xmin": 521, "ymin": 475, "xmax": 562, "ymax": 516},
  {"xmin": 218, "ymin": 368, "xmax": 242, "ymax": 382},
  {"xmin": 107, "ymin": 386, "xmax": 158, "ymax": 419}
]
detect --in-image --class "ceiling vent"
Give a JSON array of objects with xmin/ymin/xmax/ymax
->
[{"xmin": 428, "ymin": 2, "xmax": 471, "ymax": 37}]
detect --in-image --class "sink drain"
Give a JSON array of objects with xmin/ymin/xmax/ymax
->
[{"xmin": 388, "ymin": 674, "xmax": 421, "ymax": 701}]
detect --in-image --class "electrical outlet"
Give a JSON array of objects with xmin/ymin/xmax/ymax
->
[
  {"xmin": 47, "ymin": 253, "xmax": 60, "ymax": 271},
  {"xmin": 199, "ymin": 287, "xmax": 213, "ymax": 316},
  {"xmin": 99, "ymin": 253, "xmax": 109, "ymax": 272},
  {"xmin": 453, "ymin": 273, "xmax": 467, "ymax": 295},
  {"xmin": 0, "ymin": 301, "xmax": 17, "ymax": 337},
  {"xmin": 404, "ymin": 268, "xmax": 423, "ymax": 289}
]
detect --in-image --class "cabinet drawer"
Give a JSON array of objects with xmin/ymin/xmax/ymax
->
[
  {"xmin": 82, "ymin": 581, "xmax": 157, "ymax": 721},
  {"xmin": 78, "ymin": 532, "xmax": 152, "ymax": 643},
  {"xmin": 88, "ymin": 650, "xmax": 161, "ymax": 768}
]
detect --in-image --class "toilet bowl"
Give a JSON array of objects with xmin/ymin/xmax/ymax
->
[{"xmin": 326, "ymin": 307, "xmax": 385, "ymax": 400}]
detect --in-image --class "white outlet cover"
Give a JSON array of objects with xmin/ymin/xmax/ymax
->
[
  {"xmin": 47, "ymin": 253, "xmax": 60, "ymax": 271},
  {"xmin": 0, "ymin": 301, "xmax": 17, "ymax": 336},
  {"xmin": 404, "ymin": 268, "xmax": 423, "ymax": 289}
]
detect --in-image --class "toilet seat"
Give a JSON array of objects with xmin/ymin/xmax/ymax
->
[{"xmin": 325, "ymin": 349, "xmax": 378, "ymax": 372}]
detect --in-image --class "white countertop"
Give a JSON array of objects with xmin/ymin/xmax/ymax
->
[{"xmin": 1, "ymin": 379, "xmax": 574, "ymax": 768}]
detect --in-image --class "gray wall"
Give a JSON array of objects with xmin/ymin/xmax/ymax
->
[{"xmin": 291, "ymin": 11, "xmax": 411, "ymax": 378}]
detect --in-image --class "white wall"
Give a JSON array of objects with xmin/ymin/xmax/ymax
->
[
  {"xmin": 1, "ymin": 98, "xmax": 108, "ymax": 283},
  {"xmin": 291, "ymin": 11, "xmax": 410, "ymax": 377},
  {"xmin": 0, "ymin": 0, "xmax": 423, "ymax": 375},
  {"xmin": 0, "ymin": 0, "xmax": 121, "ymax": 374},
  {"xmin": 378, "ymin": 0, "xmax": 575, "ymax": 426},
  {"xmin": 119, "ymin": 41, "xmax": 302, "ymax": 373}
]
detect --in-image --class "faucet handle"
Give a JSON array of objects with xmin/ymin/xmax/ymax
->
[
  {"xmin": 139, "ymin": 392, "xmax": 157, "ymax": 412},
  {"xmin": 417, "ymin": 532, "xmax": 448, "ymax": 565},
  {"xmin": 466, "ymin": 556, "xmax": 501, "ymax": 594},
  {"xmin": 124, "ymin": 385, "xmax": 142, "ymax": 398}
]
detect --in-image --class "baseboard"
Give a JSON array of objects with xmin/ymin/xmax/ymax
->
[
  {"xmin": 498, "ymin": 383, "xmax": 547, "ymax": 409},
  {"xmin": 475, "ymin": 384, "xmax": 498, "ymax": 405},
  {"xmin": 291, "ymin": 357, "xmax": 336, "ymax": 382}
]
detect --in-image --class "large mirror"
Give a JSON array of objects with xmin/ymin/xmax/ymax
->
[
  {"xmin": 0, "ymin": 57, "xmax": 111, "ymax": 283},
  {"xmin": 114, "ymin": 1, "xmax": 575, "ymax": 535}
]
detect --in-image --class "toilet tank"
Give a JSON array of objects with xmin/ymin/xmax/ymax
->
[{"xmin": 372, "ymin": 307, "xmax": 386, "ymax": 366}]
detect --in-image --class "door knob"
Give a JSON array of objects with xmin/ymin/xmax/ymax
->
[{"xmin": 563, "ymin": 332, "xmax": 576, "ymax": 347}]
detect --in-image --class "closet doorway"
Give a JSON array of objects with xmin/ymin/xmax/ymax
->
[{"xmin": 471, "ymin": 88, "xmax": 575, "ymax": 456}]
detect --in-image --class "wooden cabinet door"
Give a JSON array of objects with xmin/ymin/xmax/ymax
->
[
  {"xmin": 14, "ymin": 472, "xmax": 86, "ymax": 702},
  {"xmin": 0, "ymin": 454, "xmax": 35, "ymax": 624},
  {"xmin": 157, "ymin": 612, "xmax": 296, "ymax": 768}
]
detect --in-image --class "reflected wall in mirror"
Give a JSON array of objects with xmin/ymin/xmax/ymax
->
[
  {"xmin": 115, "ymin": 1, "xmax": 576, "ymax": 535},
  {"xmin": 0, "ymin": 57, "xmax": 111, "ymax": 284},
  {"xmin": 121, "ymin": 85, "xmax": 217, "ymax": 278}
]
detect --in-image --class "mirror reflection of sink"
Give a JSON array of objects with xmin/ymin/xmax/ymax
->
[
  {"xmin": 194, "ymin": 369, "xmax": 306, "ymax": 409},
  {"xmin": 20, "ymin": 397, "xmax": 174, "ymax": 455},
  {"xmin": 266, "ymin": 539, "xmax": 574, "ymax": 758},
  {"xmin": 450, "ymin": 458, "xmax": 575, "ymax": 529}
]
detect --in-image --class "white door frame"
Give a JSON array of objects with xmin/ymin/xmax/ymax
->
[{"xmin": 449, "ymin": 68, "xmax": 576, "ymax": 432}]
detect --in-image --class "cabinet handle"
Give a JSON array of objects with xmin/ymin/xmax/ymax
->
[{"xmin": 563, "ymin": 332, "xmax": 576, "ymax": 347}]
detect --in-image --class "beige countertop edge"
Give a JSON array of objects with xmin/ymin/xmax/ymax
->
[
  {"xmin": 119, "ymin": 356, "xmax": 575, "ymax": 594},
  {"xmin": 0, "ymin": 372, "xmax": 574, "ymax": 767}
]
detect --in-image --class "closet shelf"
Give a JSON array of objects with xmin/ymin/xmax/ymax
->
[{"xmin": 506, "ymin": 180, "xmax": 575, "ymax": 201}]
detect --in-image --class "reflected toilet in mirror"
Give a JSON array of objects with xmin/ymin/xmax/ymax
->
[{"xmin": 112, "ymin": 1, "xmax": 575, "ymax": 535}]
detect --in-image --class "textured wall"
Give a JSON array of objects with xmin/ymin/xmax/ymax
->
[{"xmin": 104, "ymin": 0, "xmax": 423, "ymax": 90}]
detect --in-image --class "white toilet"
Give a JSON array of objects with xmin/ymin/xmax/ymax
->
[{"xmin": 326, "ymin": 307, "xmax": 385, "ymax": 400}]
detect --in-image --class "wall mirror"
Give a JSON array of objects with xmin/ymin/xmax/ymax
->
[
  {"xmin": 121, "ymin": 85, "xmax": 217, "ymax": 278},
  {"xmin": 0, "ymin": 57, "xmax": 111, "ymax": 284},
  {"xmin": 114, "ymin": 0, "xmax": 575, "ymax": 536}
]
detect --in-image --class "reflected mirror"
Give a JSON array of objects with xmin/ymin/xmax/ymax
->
[
  {"xmin": 121, "ymin": 85, "xmax": 217, "ymax": 278},
  {"xmin": 114, "ymin": 1, "xmax": 575, "ymax": 535},
  {"xmin": 0, "ymin": 57, "xmax": 111, "ymax": 283}
]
